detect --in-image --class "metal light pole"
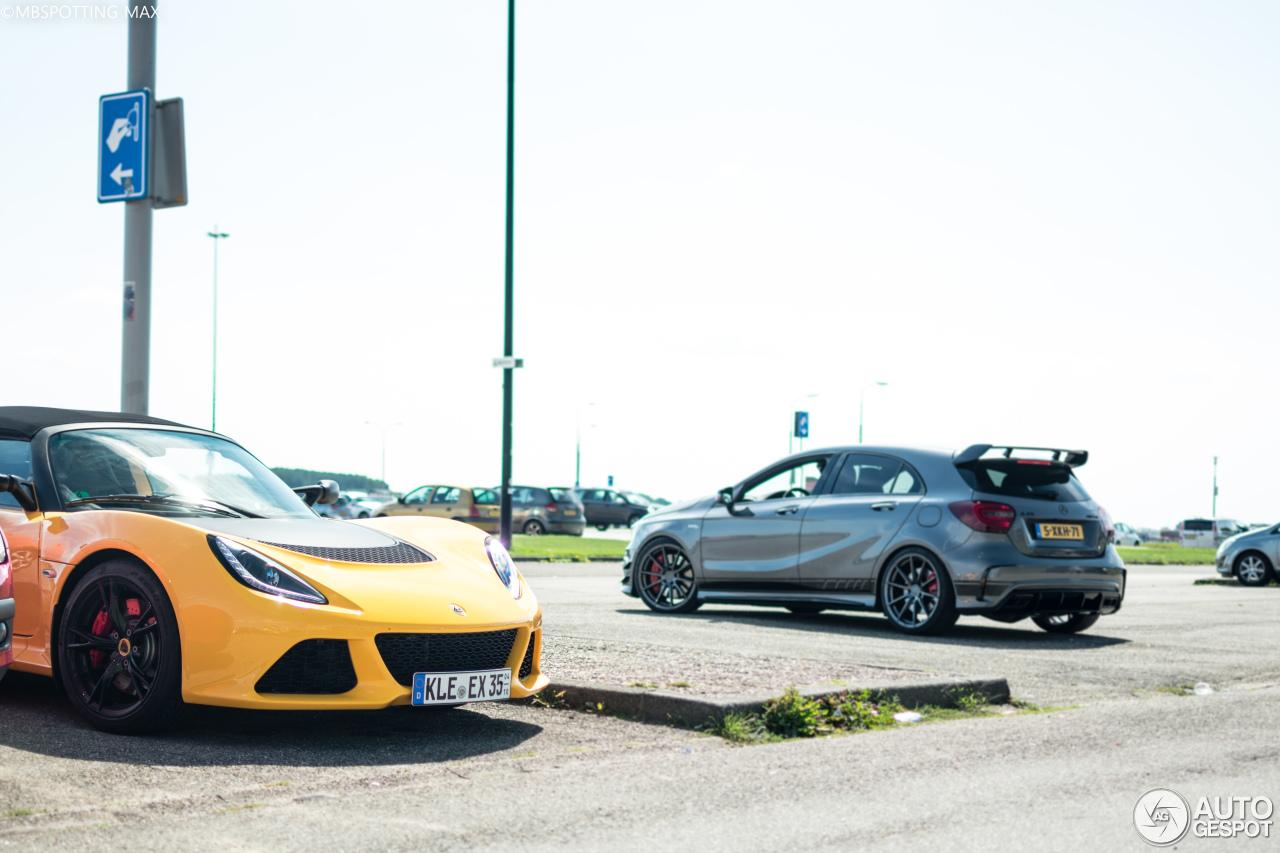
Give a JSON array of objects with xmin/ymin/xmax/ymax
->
[
  {"xmin": 859, "ymin": 381, "xmax": 888, "ymax": 443},
  {"xmin": 1212, "ymin": 456, "xmax": 1219, "ymax": 517},
  {"xmin": 207, "ymin": 227, "xmax": 229, "ymax": 431},
  {"xmin": 575, "ymin": 402, "xmax": 595, "ymax": 487},
  {"xmin": 365, "ymin": 421, "xmax": 401, "ymax": 487},
  {"xmin": 498, "ymin": 0, "xmax": 517, "ymax": 549},
  {"xmin": 120, "ymin": 14, "xmax": 156, "ymax": 415}
]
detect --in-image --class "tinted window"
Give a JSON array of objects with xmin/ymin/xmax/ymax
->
[
  {"xmin": 549, "ymin": 488, "xmax": 578, "ymax": 504},
  {"xmin": 828, "ymin": 454, "xmax": 921, "ymax": 496},
  {"xmin": 0, "ymin": 440, "xmax": 32, "ymax": 510},
  {"xmin": 473, "ymin": 488, "xmax": 498, "ymax": 504},
  {"xmin": 959, "ymin": 461, "xmax": 1091, "ymax": 502},
  {"xmin": 511, "ymin": 487, "xmax": 536, "ymax": 504},
  {"xmin": 432, "ymin": 487, "xmax": 461, "ymax": 504},
  {"xmin": 1182, "ymin": 519, "xmax": 1213, "ymax": 532}
]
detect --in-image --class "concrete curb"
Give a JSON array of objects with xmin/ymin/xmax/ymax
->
[
  {"xmin": 513, "ymin": 556, "xmax": 621, "ymax": 563},
  {"xmin": 538, "ymin": 676, "xmax": 1010, "ymax": 727}
]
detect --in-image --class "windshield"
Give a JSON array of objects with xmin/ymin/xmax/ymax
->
[{"xmin": 49, "ymin": 428, "xmax": 315, "ymax": 519}]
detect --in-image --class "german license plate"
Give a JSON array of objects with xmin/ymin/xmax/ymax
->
[
  {"xmin": 564, "ymin": 509, "xmax": 577, "ymax": 516},
  {"xmin": 1037, "ymin": 523, "xmax": 1083, "ymax": 540},
  {"xmin": 412, "ymin": 669, "xmax": 511, "ymax": 705}
]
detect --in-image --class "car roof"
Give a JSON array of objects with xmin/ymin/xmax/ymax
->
[{"xmin": 0, "ymin": 406, "xmax": 188, "ymax": 439}]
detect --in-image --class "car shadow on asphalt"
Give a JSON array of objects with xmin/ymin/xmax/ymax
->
[
  {"xmin": 615, "ymin": 606, "xmax": 1130, "ymax": 650},
  {"xmin": 0, "ymin": 672, "xmax": 542, "ymax": 767}
]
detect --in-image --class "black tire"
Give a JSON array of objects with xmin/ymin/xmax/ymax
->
[
  {"xmin": 786, "ymin": 604, "xmax": 825, "ymax": 615},
  {"xmin": 523, "ymin": 519, "xmax": 546, "ymax": 536},
  {"xmin": 57, "ymin": 559, "xmax": 184, "ymax": 734},
  {"xmin": 376, "ymin": 513, "xmax": 388, "ymax": 518},
  {"xmin": 595, "ymin": 524, "xmax": 609, "ymax": 532},
  {"xmin": 357, "ymin": 511, "xmax": 370, "ymax": 519},
  {"xmin": 635, "ymin": 540, "xmax": 701, "ymax": 614},
  {"xmin": 1031, "ymin": 612, "xmax": 1101, "ymax": 634},
  {"xmin": 1235, "ymin": 552, "xmax": 1274, "ymax": 587},
  {"xmin": 878, "ymin": 547, "xmax": 958, "ymax": 635},
  {"xmin": 627, "ymin": 514, "xmax": 644, "ymax": 529}
]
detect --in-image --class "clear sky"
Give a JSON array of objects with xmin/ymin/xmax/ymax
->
[{"xmin": 2, "ymin": 1, "xmax": 1278, "ymax": 528}]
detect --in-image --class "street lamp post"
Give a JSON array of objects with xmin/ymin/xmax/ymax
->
[
  {"xmin": 1213, "ymin": 456, "xmax": 1219, "ymax": 518},
  {"xmin": 365, "ymin": 421, "xmax": 401, "ymax": 487},
  {"xmin": 859, "ymin": 381, "xmax": 888, "ymax": 444},
  {"xmin": 497, "ymin": 0, "xmax": 517, "ymax": 549},
  {"xmin": 206, "ymin": 227, "xmax": 229, "ymax": 432},
  {"xmin": 575, "ymin": 402, "xmax": 595, "ymax": 487}
]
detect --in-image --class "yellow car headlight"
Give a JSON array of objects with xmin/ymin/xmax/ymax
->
[{"xmin": 208, "ymin": 535, "xmax": 328, "ymax": 605}]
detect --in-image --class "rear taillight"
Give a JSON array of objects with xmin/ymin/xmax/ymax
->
[
  {"xmin": 470, "ymin": 504, "xmax": 480, "ymax": 517},
  {"xmin": 1098, "ymin": 506, "xmax": 1115, "ymax": 540},
  {"xmin": 545, "ymin": 503, "xmax": 558, "ymax": 513},
  {"xmin": 950, "ymin": 500, "xmax": 1016, "ymax": 534}
]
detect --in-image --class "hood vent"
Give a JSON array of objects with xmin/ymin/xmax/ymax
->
[{"xmin": 253, "ymin": 539, "xmax": 435, "ymax": 565}]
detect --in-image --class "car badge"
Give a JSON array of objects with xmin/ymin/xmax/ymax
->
[
  {"xmin": 1059, "ymin": 505, "xmax": 1069, "ymax": 516},
  {"xmin": 449, "ymin": 604, "xmax": 466, "ymax": 616}
]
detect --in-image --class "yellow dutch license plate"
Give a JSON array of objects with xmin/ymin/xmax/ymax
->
[
  {"xmin": 1037, "ymin": 523, "xmax": 1083, "ymax": 540},
  {"xmin": 564, "ymin": 509, "xmax": 577, "ymax": 517}
]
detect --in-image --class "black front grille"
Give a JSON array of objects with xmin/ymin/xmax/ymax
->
[
  {"xmin": 996, "ymin": 589, "xmax": 1122, "ymax": 616},
  {"xmin": 255, "ymin": 539, "xmax": 434, "ymax": 564},
  {"xmin": 255, "ymin": 639, "xmax": 358, "ymax": 694},
  {"xmin": 374, "ymin": 630, "xmax": 518, "ymax": 686},
  {"xmin": 519, "ymin": 631, "xmax": 537, "ymax": 679}
]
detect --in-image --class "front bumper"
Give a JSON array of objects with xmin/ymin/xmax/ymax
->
[{"xmin": 959, "ymin": 565, "xmax": 1126, "ymax": 616}]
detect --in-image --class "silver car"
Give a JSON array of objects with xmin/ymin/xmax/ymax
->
[
  {"xmin": 1215, "ymin": 525, "xmax": 1278, "ymax": 586},
  {"xmin": 621, "ymin": 444, "xmax": 1127, "ymax": 635}
]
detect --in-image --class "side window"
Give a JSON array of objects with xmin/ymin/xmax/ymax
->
[
  {"xmin": 611, "ymin": 492, "xmax": 626, "ymax": 504},
  {"xmin": 828, "ymin": 454, "xmax": 921, "ymax": 496},
  {"xmin": 741, "ymin": 457, "xmax": 829, "ymax": 502},
  {"xmin": 472, "ymin": 488, "xmax": 498, "ymax": 504},
  {"xmin": 404, "ymin": 486, "xmax": 433, "ymax": 505},
  {"xmin": 432, "ymin": 487, "xmax": 461, "ymax": 504},
  {"xmin": 0, "ymin": 440, "xmax": 33, "ymax": 510},
  {"xmin": 512, "ymin": 487, "xmax": 535, "ymax": 504},
  {"xmin": 531, "ymin": 488, "xmax": 551, "ymax": 505}
]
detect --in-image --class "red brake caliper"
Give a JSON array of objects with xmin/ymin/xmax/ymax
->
[
  {"xmin": 647, "ymin": 553, "xmax": 663, "ymax": 594},
  {"xmin": 89, "ymin": 608, "xmax": 111, "ymax": 668},
  {"xmin": 924, "ymin": 570, "xmax": 939, "ymax": 597}
]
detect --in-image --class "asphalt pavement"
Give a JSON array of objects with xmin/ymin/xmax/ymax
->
[{"xmin": 1, "ymin": 564, "xmax": 1277, "ymax": 852}]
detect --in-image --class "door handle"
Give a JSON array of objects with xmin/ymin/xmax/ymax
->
[
  {"xmin": 871, "ymin": 501, "xmax": 897, "ymax": 511},
  {"xmin": 776, "ymin": 505, "xmax": 800, "ymax": 515}
]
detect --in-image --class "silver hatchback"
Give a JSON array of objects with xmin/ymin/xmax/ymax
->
[
  {"xmin": 1215, "ymin": 524, "xmax": 1279, "ymax": 586},
  {"xmin": 621, "ymin": 444, "xmax": 1126, "ymax": 635}
]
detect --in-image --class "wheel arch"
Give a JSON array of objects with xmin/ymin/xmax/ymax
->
[
  {"xmin": 1233, "ymin": 548, "xmax": 1274, "ymax": 573},
  {"xmin": 50, "ymin": 547, "xmax": 162, "ymax": 679},
  {"xmin": 628, "ymin": 533, "xmax": 686, "ymax": 596}
]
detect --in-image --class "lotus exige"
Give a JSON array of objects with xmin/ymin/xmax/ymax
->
[{"xmin": 0, "ymin": 407, "xmax": 547, "ymax": 733}]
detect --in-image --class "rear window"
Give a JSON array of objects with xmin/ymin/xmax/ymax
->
[
  {"xmin": 1182, "ymin": 519, "xmax": 1212, "ymax": 532},
  {"xmin": 473, "ymin": 488, "xmax": 498, "ymax": 504},
  {"xmin": 958, "ymin": 460, "xmax": 1091, "ymax": 502},
  {"xmin": 0, "ymin": 439, "xmax": 32, "ymax": 510},
  {"xmin": 549, "ymin": 488, "xmax": 578, "ymax": 504}
]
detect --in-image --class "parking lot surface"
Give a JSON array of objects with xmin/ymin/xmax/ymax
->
[{"xmin": 1, "ymin": 563, "xmax": 1277, "ymax": 851}]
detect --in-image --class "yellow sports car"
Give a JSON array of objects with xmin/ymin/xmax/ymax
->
[{"xmin": 0, "ymin": 407, "xmax": 547, "ymax": 733}]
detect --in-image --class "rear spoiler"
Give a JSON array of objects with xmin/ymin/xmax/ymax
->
[{"xmin": 954, "ymin": 444, "xmax": 1088, "ymax": 469}]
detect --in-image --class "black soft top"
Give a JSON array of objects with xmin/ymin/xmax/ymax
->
[{"xmin": 0, "ymin": 406, "xmax": 188, "ymax": 440}]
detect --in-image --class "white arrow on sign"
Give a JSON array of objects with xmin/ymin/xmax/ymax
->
[{"xmin": 110, "ymin": 163, "xmax": 134, "ymax": 186}]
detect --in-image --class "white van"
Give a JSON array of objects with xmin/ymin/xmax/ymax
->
[{"xmin": 1178, "ymin": 518, "xmax": 1245, "ymax": 548}]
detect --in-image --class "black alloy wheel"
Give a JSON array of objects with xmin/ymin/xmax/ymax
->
[
  {"xmin": 1235, "ymin": 553, "xmax": 1274, "ymax": 587},
  {"xmin": 1031, "ymin": 612, "xmax": 1101, "ymax": 633},
  {"xmin": 636, "ymin": 541, "xmax": 701, "ymax": 614},
  {"xmin": 879, "ymin": 547, "xmax": 958, "ymax": 635},
  {"xmin": 57, "ymin": 560, "xmax": 184, "ymax": 734},
  {"xmin": 523, "ymin": 519, "xmax": 546, "ymax": 536}
]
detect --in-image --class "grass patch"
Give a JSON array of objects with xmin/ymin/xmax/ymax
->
[
  {"xmin": 665, "ymin": 680, "xmax": 693, "ymax": 689},
  {"xmin": 628, "ymin": 682, "xmax": 659, "ymax": 689},
  {"xmin": 1, "ymin": 809, "xmax": 42, "ymax": 819},
  {"xmin": 508, "ymin": 535, "xmax": 626, "ymax": 561},
  {"xmin": 1117, "ymin": 546, "xmax": 1216, "ymax": 565}
]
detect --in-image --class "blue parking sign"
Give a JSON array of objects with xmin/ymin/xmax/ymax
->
[
  {"xmin": 98, "ymin": 89, "xmax": 150, "ymax": 202},
  {"xmin": 794, "ymin": 411, "xmax": 809, "ymax": 439}
]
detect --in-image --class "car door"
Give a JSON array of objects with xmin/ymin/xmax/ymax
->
[
  {"xmin": 600, "ymin": 490, "xmax": 627, "ymax": 525},
  {"xmin": 398, "ymin": 485, "xmax": 435, "ymax": 516},
  {"xmin": 427, "ymin": 486, "xmax": 462, "ymax": 518},
  {"xmin": 580, "ymin": 489, "xmax": 607, "ymax": 525},
  {"xmin": 700, "ymin": 454, "xmax": 833, "ymax": 588},
  {"xmin": 797, "ymin": 453, "xmax": 923, "ymax": 592}
]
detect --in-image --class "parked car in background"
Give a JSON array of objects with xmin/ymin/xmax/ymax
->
[
  {"xmin": 1112, "ymin": 522, "xmax": 1142, "ymax": 547},
  {"xmin": 622, "ymin": 444, "xmax": 1126, "ymax": 635},
  {"xmin": 314, "ymin": 493, "xmax": 360, "ymax": 520},
  {"xmin": 1178, "ymin": 518, "xmax": 1248, "ymax": 548},
  {"xmin": 495, "ymin": 486, "xmax": 586, "ymax": 536},
  {"xmin": 1215, "ymin": 522, "xmax": 1278, "ymax": 586},
  {"xmin": 574, "ymin": 488, "xmax": 652, "ymax": 530},
  {"xmin": 374, "ymin": 485, "xmax": 500, "ymax": 531},
  {"xmin": 0, "ymin": 525, "xmax": 12, "ymax": 684},
  {"xmin": 339, "ymin": 491, "xmax": 384, "ymax": 519}
]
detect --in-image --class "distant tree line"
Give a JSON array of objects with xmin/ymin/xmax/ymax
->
[{"xmin": 271, "ymin": 467, "xmax": 389, "ymax": 492}]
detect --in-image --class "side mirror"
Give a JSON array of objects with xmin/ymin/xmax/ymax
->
[
  {"xmin": 717, "ymin": 487, "xmax": 735, "ymax": 511},
  {"xmin": 398, "ymin": 495, "xmax": 407, "ymax": 503},
  {"xmin": 295, "ymin": 479, "xmax": 341, "ymax": 507},
  {"xmin": 0, "ymin": 475, "xmax": 37, "ymax": 512}
]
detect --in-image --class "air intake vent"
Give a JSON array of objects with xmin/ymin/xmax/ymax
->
[
  {"xmin": 254, "ymin": 539, "xmax": 434, "ymax": 564},
  {"xmin": 374, "ymin": 630, "xmax": 517, "ymax": 686},
  {"xmin": 255, "ymin": 639, "xmax": 358, "ymax": 694},
  {"xmin": 519, "ymin": 631, "xmax": 537, "ymax": 679}
]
